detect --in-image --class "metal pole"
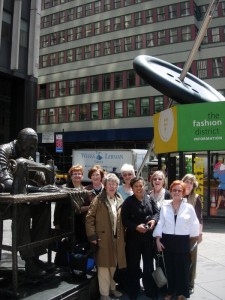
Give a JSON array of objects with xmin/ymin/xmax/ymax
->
[
  {"xmin": 179, "ymin": 0, "xmax": 220, "ymax": 81},
  {"xmin": 137, "ymin": 0, "xmax": 220, "ymax": 177}
]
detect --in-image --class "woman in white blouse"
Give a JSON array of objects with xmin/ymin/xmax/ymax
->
[{"xmin": 153, "ymin": 180, "xmax": 199, "ymax": 300}]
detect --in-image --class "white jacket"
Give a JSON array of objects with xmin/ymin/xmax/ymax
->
[{"xmin": 153, "ymin": 199, "xmax": 199, "ymax": 238}]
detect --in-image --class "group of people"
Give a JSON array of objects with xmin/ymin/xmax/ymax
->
[{"xmin": 0, "ymin": 128, "xmax": 203, "ymax": 300}]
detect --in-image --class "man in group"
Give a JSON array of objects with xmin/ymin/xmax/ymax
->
[{"xmin": 0, "ymin": 128, "xmax": 54, "ymax": 278}]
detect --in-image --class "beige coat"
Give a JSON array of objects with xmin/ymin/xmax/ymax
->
[{"xmin": 85, "ymin": 189, "xmax": 126, "ymax": 269}]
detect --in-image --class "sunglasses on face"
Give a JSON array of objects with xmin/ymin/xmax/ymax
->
[
  {"xmin": 123, "ymin": 173, "xmax": 133, "ymax": 177},
  {"xmin": 153, "ymin": 178, "xmax": 163, "ymax": 181}
]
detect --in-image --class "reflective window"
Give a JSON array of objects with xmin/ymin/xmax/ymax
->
[{"xmin": 114, "ymin": 100, "xmax": 123, "ymax": 118}]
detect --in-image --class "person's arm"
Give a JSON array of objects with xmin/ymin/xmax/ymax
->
[{"xmin": 195, "ymin": 195, "xmax": 203, "ymax": 243}]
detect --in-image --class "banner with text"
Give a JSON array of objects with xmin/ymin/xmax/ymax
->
[{"xmin": 154, "ymin": 102, "xmax": 225, "ymax": 153}]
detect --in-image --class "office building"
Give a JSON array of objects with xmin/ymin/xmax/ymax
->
[{"xmin": 38, "ymin": 0, "xmax": 225, "ymax": 167}]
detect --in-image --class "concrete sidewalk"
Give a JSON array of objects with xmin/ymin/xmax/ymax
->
[{"xmin": 1, "ymin": 219, "xmax": 225, "ymax": 299}]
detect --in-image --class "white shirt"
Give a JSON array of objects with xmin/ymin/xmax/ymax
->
[{"xmin": 153, "ymin": 199, "xmax": 199, "ymax": 238}]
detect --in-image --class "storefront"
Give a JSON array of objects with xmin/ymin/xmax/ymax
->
[{"xmin": 154, "ymin": 102, "xmax": 225, "ymax": 218}]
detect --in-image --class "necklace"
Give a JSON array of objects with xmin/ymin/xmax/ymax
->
[{"xmin": 172, "ymin": 202, "xmax": 181, "ymax": 215}]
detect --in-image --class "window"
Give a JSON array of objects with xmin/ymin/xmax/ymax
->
[
  {"xmin": 124, "ymin": 14, "xmax": 132, "ymax": 29},
  {"xmin": 157, "ymin": 30, "xmax": 166, "ymax": 45},
  {"xmin": 114, "ymin": 17, "xmax": 121, "ymax": 30},
  {"xmin": 104, "ymin": 0, "xmax": 111, "ymax": 11},
  {"xmin": 127, "ymin": 70, "xmax": 136, "ymax": 88},
  {"xmin": 94, "ymin": 1, "xmax": 101, "ymax": 13},
  {"xmin": 66, "ymin": 49, "xmax": 73, "ymax": 62},
  {"xmin": 140, "ymin": 98, "xmax": 150, "ymax": 116},
  {"xmin": 114, "ymin": 39, "xmax": 122, "ymax": 53},
  {"xmin": 91, "ymin": 103, "xmax": 99, "ymax": 120},
  {"xmin": 157, "ymin": 7, "xmax": 165, "ymax": 21},
  {"xmin": 135, "ymin": 34, "xmax": 143, "ymax": 49},
  {"xmin": 43, "ymin": 16, "xmax": 50, "ymax": 28},
  {"xmin": 67, "ymin": 28, "xmax": 74, "ymax": 41},
  {"xmin": 114, "ymin": 0, "xmax": 121, "ymax": 9},
  {"xmin": 39, "ymin": 84, "xmax": 47, "ymax": 100},
  {"xmin": 124, "ymin": 0, "xmax": 132, "ymax": 6},
  {"xmin": 84, "ymin": 45, "xmax": 91, "ymax": 59},
  {"xmin": 154, "ymin": 96, "xmax": 164, "ymax": 113},
  {"xmin": 20, "ymin": 20, "xmax": 28, "ymax": 47},
  {"xmin": 181, "ymin": 2, "xmax": 190, "ymax": 17},
  {"xmin": 85, "ymin": 24, "xmax": 92, "ymax": 37},
  {"xmin": 41, "ymin": 35, "xmax": 49, "ymax": 48},
  {"xmin": 69, "ymin": 79, "xmax": 76, "ymax": 95},
  {"xmin": 94, "ymin": 43, "xmax": 101, "ymax": 57},
  {"xmin": 68, "ymin": 106, "xmax": 76, "ymax": 122},
  {"xmin": 76, "ymin": 6, "xmax": 83, "ymax": 18},
  {"xmin": 79, "ymin": 104, "xmax": 88, "ymax": 120},
  {"xmin": 59, "ymin": 11, "xmax": 66, "ymax": 23},
  {"xmin": 169, "ymin": 4, "xmax": 177, "ymax": 19},
  {"xmin": 114, "ymin": 72, "xmax": 123, "ymax": 89},
  {"xmin": 52, "ymin": 0, "xmax": 59, "ymax": 6},
  {"xmin": 39, "ymin": 109, "xmax": 47, "ymax": 125},
  {"xmin": 50, "ymin": 53, "xmax": 57, "ymax": 65},
  {"xmin": 91, "ymin": 76, "xmax": 99, "ymax": 92},
  {"xmin": 59, "ymin": 51, "xmax": 65, "ymax": 64},
  {"xmin": 41, "ymin": 55, "xmax": 48, "ymax": 68},
  {"xmin": 59, "ymin": 31, "xmax": 66, "ymax": 43},
  {"xmin": 67, "ymin": 8, "xmax": 74, "ymax": 21},
  {"xmin": 50, "ymin": 33, "xmax": 57, "ymax": 45},
  {"xmin": 135, "ymin": 12, "xmax": 142, "ymax": 26},
  {"xmin": 104, "ymin": 41, "xmax": 111, "ymax": 55},
  {"xmin": 43, "ymin": 0, "xmax": 51, "ymax": 9},
  {"xmin": 85, "ymin": 3, "xmax": 92, "ymax": 16},
  {"xmin": 103, "ymin": 74, "xmax": 111, "ymax": 91},
  {"xmin": 59, "ymin": 81, "xmax": 67, "ymax": 96},
  {"xmin": 59, "ymin": 107, "xmax": 66, "ymax": 123},
  {"xmin": 49, "ymin": 108, "xmax": 56, "ymax": 124},
  {"xmin": 146, "ymin": 9, "xmax": 153, "ymax": 24},
  {"xmin": 94, "ymin": 21, "xmax": 101, "ymax": 35},
  {"xmin": 2, "ymin": 12, "xmax": 12, "ymax": 42},
  {"xmin": 125, "ymin": 36, "xmax": 132, "ymax": 51},
  {"xmin": 146, "ymin": 32, "xmax": 154, "ymax": 47},
  {"xmin": 104, "ymin": 19, "xmax": 111, "ymax": 32},
  {"xmin": 222, "ymin": 2, "xmax": 225, "ymax": 16},
  {"xmin": 197, "ymin": 60, "xmax": 207, "ymax": 79},
  {"xmin": 76, "ymin": 47, "xmax": 82, "ymax": 60},
  {"xmin": 80, "ymin": 78, "xmax": 88, "ymax": 94},
  {"xmin": 76, "ymin": 26, "xmax": 82, "ymax": 39},
  {"xmin": 170, "ymin": 28, "xmax": 178, "ymax": 43},
  {"xmin": 212, "ymin": 27, "xmax": 220, "ymax": 43},
  {"xmin": 212, "ymin": 58, "xmax": 223, "ymax": 77},
  {"xmin": 102, "ymin": 102, "xmax": 110, "ymax": 119},
  {"xmin": 181, "ymin": 26, "xmax": 191, "ymax": 42},
  {"xmin": 114, "ymin": 100, "xmax": 123, "ymax": 118},
  {"xmin": 127, "ymin": 99, "xmax": 136, "ymax": 117},
  {"xmin": 51, "ymin": 14, "xmax": 57, "ymax": 26},
  {"xmin": 49, "ymin": 83, "xmax": 56, "ymax": 98}
]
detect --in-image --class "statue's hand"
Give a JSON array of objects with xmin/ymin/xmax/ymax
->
[
  {"xmin": 37, "ymin": 185, "xmax": 61, "ymax": 193},
  {"xmin": 69, "ymin": 190, "xmax": 88, "ymax": 214}
]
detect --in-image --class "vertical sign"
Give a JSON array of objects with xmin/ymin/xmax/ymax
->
[{"xmin": 55, "ymin": 133, "xmax": 63, "ymax": 153}]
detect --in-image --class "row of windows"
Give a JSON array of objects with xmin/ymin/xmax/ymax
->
[
  {"xmin": 40, "ymin": 4, "xmax": 194, "ymax": 49},
  {"xmin": 38, "ymin": 56, "xmax": 225, "ymax": 100},
  {"xmin": 41, "ymin": 1, "xmax": 193, "ymax": 31},
  {"xmin": 41, "ymin": 1, "xmax": 225, "ymax": 30},
  {"xmin": 37, "ymin": 95, "xmax": 167, "ymax": 125},
  {"xmin": 39, "ymin": 25, "xmax": 225, "ymax": 69}
]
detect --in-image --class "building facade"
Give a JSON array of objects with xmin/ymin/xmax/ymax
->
[
  {"xmin": 0, "ymin": 0, "xmax": 41, "ymax": 143},
  {"xmin": 38, "ymin": 0, "xmax": 225, "ymax": 169}
]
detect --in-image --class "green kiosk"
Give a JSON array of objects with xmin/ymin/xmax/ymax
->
[{"xmin": 153, "ymin": 101, "xmax": 225, "ymax": 218}]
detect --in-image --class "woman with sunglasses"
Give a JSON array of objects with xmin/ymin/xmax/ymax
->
[
  {"xmin": 153, "ymin": 180, "xmax": 199, "ymax": 300},
  {"xmin": 149, "ymin": 170, "xmax": 170, "ymax": 208},
  {"xmin": 117, "ymin": 164, "xmax": 135, "ymax": 201}
]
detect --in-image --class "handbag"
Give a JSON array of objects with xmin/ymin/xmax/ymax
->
[{"xmin": 152, "ymin": 251, "xmax": 168, "ymax": 288}]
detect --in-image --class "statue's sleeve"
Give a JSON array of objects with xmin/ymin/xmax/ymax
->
[{"xmin": 0, "ymin": 143, "xmax": 13, "ymax": 184}]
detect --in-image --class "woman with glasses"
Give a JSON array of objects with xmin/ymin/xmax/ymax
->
[
  {"xmin": 117, "ymin": 164, "xmax": 135, "ymax": 201},
  {"xmin": 153, "ymin": 180, "xmax": 199, "ymax": 300},
  {"xmin": 181, "ymin": 174, "xmax": 203, "ymax": 295},
  {"xmin": 149, "ymin": 170, "xmax": 170, "ymax": 208},
  {"xmin": 86, "ymin": 173, "xmax": 126, "ymax": 300}
]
